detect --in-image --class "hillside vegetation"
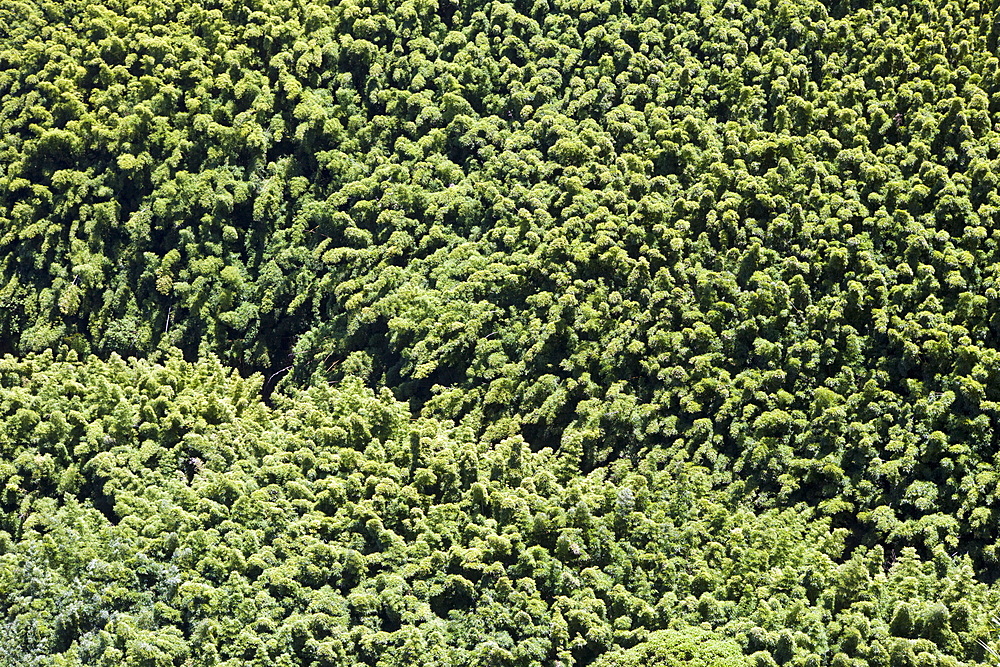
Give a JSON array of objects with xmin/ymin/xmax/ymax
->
[{"xmin": 2, "ymin": 0, "xmax": 1000, "ymax": 664}]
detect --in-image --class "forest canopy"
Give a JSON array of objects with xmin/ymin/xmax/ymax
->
[{"xmin": 3, "ymin": 0, "xmax": 1000, "ymax": 664}]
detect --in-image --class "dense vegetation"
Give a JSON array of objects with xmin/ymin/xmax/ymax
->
[
  {"xmin": 4, "ymin": 352, "xmax": 999, "ymax": 666},
  {"xmin": 2, "ymin": 0, "xmax": 1000, "ymax": 663}
]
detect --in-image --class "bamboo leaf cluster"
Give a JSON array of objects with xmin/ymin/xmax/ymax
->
[
  {"xmin": 2, "ymin": 352, "xmax": 999, "ymax": 666},
  {"xmin": 3, "ymin": 0, "xmax": 1000, "ymax": 663}
]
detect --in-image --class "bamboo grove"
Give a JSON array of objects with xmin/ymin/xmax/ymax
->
[{"xmin": 2, "ymin": 0, "xmax": 1000, "ymax": 664}]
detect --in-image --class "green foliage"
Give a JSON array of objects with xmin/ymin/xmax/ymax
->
[
  {"xmin": 3, "ymin": 0, "xmax": 1000, "ymax": 664},
  {"xmin": 3, "ymin": 0, "xmax": 1000, "ymax": 571},
  {"xmin": 591, "ymin": 627, "xmax": 751, "ymax": 667},
  {"xmin": 0, "ymin": 353, "xmax": 998, "ymax": 666}
]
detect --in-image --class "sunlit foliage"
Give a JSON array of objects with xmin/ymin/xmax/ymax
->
[
  {"xmin": 3, "ymin": 0, "xmax": 1000, "ymax": 663},
  {"xmin": 2, "ymin": 353, "xmax": 998, "ymax": 666}
]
